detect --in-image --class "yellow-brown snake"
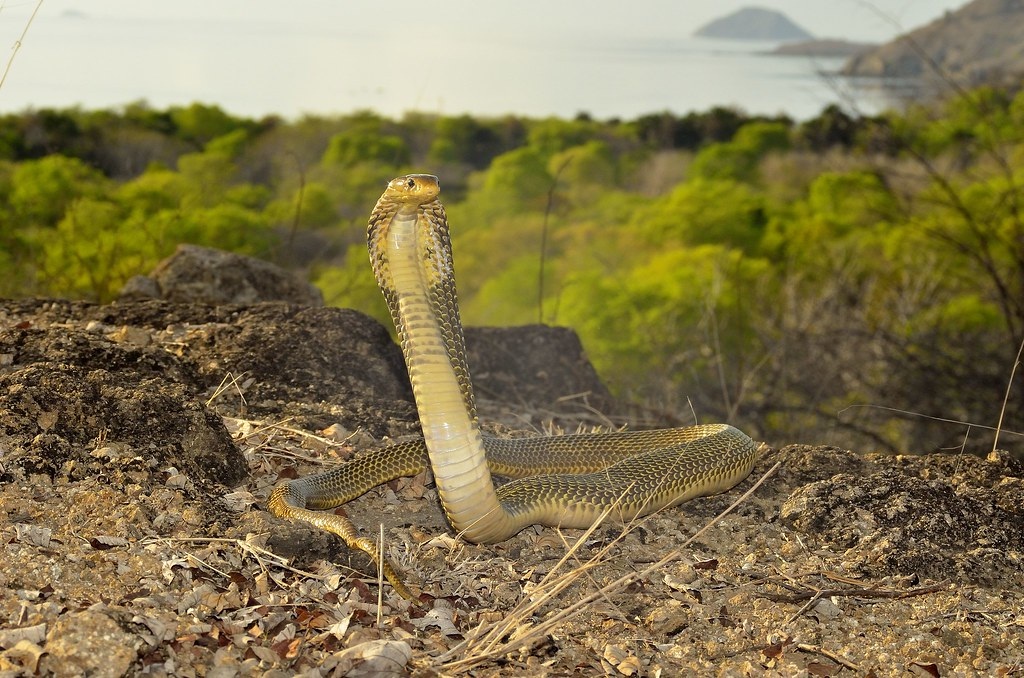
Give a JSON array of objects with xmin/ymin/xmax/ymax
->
[{"xmin": 269, "ymin": 174, "xmax": 760, "ymax": 598}]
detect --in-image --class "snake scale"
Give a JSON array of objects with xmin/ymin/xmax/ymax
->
[{"xmin": 269, "ymin": 174, "xmax": 760, "ymax": 599}]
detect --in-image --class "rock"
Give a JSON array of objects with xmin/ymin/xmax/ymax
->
[
  {"xmin": 781, "ymin": 458, "xmax": 1024, "ymax": 584},
  {"xmin": 0, "ymin": 327, "xmax": 244, "ymax": 487},
  {"xmin": 39, "ymin": 609, "xmax": 138, "ymax": 678},
  {"xmin": 0, "ymin": 298, "xmax": 421, "ymax": 439},
  {"xmin": 120, "ymin": 244, "xmax": 324, "ymax": 306},
  {"xmin": 183, "ymin": 304, "xmax": 411, "ymax": 406},
  {"xmin": 1, "ymin": 297, "xmax": 625, "ymax": 437},
  {"xmin": 119, "ymin": 274, "xmax": 160, "ymax": 300},
  {"xmin": 465, "ymin": 324, "xmax": 619, "ymax": 417}
]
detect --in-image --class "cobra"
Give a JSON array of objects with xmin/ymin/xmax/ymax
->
[{"xmin": 269, "ymin": 174, "xmax": 761, "ymax": 599}]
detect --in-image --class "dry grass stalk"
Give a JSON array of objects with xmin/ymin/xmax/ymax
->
[
  {"xmin": 437, "ymin": 460, "xmax": 780, "ymax": 673},
  {"xmin": 205, "ymin": 371, "xmax": 250, "ymax": 409},
  {"xmin": 992, "ymin": 334, "xmax": 1024, "ymax": 455},
  {"xmin": 226, "ymin": 414, "xmax": 365, "ymax": 465},
  {"xmin": 0, "ymin": 0, "xmax": 43, "ymax": 92}
]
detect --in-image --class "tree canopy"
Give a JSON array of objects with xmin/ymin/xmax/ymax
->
[{"xmin": 1, "ymin": 91, "xmax": 1022, "ymax": 454}]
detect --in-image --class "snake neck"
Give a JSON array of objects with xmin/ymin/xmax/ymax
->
[{"xmin": 372, "ymin": 193, "xmax": 506, "ymax": 542}]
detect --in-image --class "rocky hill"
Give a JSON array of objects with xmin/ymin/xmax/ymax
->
[
  {"xmin": 694, "ymin": 7, "xmax": 813, "ymax": 42},
  {"xmin": 0, "ymin": 249, "xmax": 1022, "ymax": 675},
  {"xmin": 841, "ymin": 0, "xmax": 1024, "ymax": 86}
]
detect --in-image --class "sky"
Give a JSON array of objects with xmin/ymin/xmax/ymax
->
[
  {"xmin": 15, "ymin": 1, "xmax": 963, "ymax": 41},
  {"xmin": 0, "ymin": 1, "xmax": 968, "ymax": 120}
]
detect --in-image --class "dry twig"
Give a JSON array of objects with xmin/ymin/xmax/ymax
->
[{"xmin": 796, "ymin": 642, "xmax": 860, "ymax": 671}]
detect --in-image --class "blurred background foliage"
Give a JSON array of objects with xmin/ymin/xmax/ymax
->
[{"xmin": 1, "ymin": 92, "xmax": 1022, "ymax": 453}]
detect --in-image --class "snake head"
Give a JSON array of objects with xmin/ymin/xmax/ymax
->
[{"xmin": 383, "ymin": 174, "xmax": 441, "ymax": 206}]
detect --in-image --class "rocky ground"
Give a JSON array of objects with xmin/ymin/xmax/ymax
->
[{"xmin": 1, "ymin": 283, "xmax": 1022, "ymax": 675}]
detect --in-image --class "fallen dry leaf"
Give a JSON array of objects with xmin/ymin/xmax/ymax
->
[
  {"xmin": 89, "ymin": 535, "xmax": 129, "ymax": 550},
  {"xmin": 0, "ymin": 623, "xmax": 46, "ymax": 649},
  {"xmin": 336, "ymin": 639, "xmax": 412, "ymax": 678},
  {"xmin": 410, "ymin": 601, "xmax": 461, "ymax": 637},
  {"xmin": 14, "ymin": 524, "xmax": 51, "ymax": 548}
]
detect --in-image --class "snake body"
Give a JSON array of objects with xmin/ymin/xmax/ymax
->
[{"xmin": 269, "ymin": 174, "xmax": 760, "ymax": 598}]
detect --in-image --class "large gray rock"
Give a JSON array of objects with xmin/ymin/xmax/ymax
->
[
  {"xmin": 120, "ymin": 244, "xmax": 323, "ymax": 307},
  {"xmin": 466, "ymin": 324, "xmax": 618, "ymax": 417}
]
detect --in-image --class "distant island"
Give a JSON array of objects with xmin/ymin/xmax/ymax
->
[
  {"xmin": 841, "ymin": 0, "xmax": 1024, "ymax": 86},
  {"xmin": 695, "ymin": 7, "xmax": 813, "ymax": 42}
]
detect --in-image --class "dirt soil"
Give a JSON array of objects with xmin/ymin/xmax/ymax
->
[{"xmin": 1, "ymin": 298, "xmax": 1022, "ymax": 677}]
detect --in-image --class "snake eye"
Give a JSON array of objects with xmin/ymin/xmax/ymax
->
[{"xmin": 406, "ymin": 178, "xmax": 416, "ymax": 189}]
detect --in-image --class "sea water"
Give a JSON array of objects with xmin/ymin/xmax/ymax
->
[{"xmin": 0, "ymin": 11, "xmax": 900, "ymax": 121}]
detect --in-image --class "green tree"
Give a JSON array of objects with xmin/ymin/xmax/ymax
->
[
  {"xmin": 428, "ymin": 115, "xmax": 506, "ymax": 168},
  {"xmin": 690, "ymin": 121, "xmax": 791, "ymax": 182},
  {"xmin": 797, "ymin": 104, "xmax": 858, "ymax": 149},
  {"xmin": 168, "ymin": 203, "xmax": 273, "ymax": 254},
  {"xmin": 170, "ymin": 103, "xmax": 247, "ymax": 147},
  {"xmin": 264, "ymin": 181, "xmax": 339, "ymax": 230},
  {"xmin": 463, "ymin": 254, "xmax": 545, "ymax": 326},
  {"xmin": 447, "ymin": 147, "xmax": 554, "ymax": 243},
  {"xmin": 558, "ymin": 244, "xmax": 771, "ymax": 416},
  {"xmin": 527, "ymin": 117, "xmax": 598, "ymax": 157},
  {"xmin": 322, "ymin": 127, "xmax": 410, "ymax": 168},
  {"xmin": 634, "ymin": 178, "xmax": 767, "ymax": 254},
  {"xmin": 205, "ymin": 128, "xmax": 251, "ymax": 157},
  {"xmin": 548, "ymin": 141, "xmax": 617, "ymax": 194},
  {"xmin": 9, "ymin": 155, "xmax": 108, "ymax": 225},
  {"xmin": 479, "ymin": 147, "xmax": 552, "ymax": 211},
  {"xmin": 175, "ymin": 150, "xmax": 239, "ymax": 208},
  {"xmin": 34, "ymin": 198, "xmax": 137, "ymax": 300},
  {"xmin": 762, "ymin": 169, "xmax": 901, "ymax": 266},
  {"xmin": 116, "ymin": 164, "xmax": 186, "ymax": 214}
]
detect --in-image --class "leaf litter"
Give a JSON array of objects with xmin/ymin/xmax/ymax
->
[
  {"xmin": 2, "ymin": 410, "xmax": 1023, "ymax": 675},
  {"xmin": 1, "ymin": 300, "xmax": 1022, "ymax": 675}
]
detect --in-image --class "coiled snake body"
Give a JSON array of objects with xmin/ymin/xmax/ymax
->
[{"xmin": 269, "ymin": 174, "xmax": 760, "ymax": 598}]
